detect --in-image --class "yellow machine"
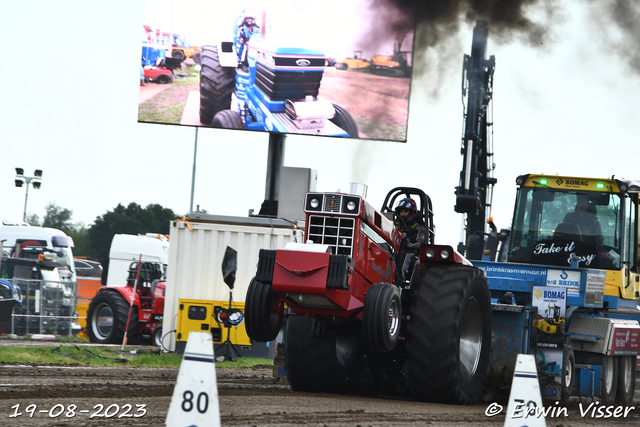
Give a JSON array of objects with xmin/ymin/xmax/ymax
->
[
  {"xmin": 175, "ymin": 298, "xmax": 250, "ymax": 354},
  {"xmin": 335, "ymin": 51, "xmax": 370, "ymax": 71}
]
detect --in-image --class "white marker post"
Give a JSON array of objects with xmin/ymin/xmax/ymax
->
[
  {"xmin": 504, "ymin": 354, "xmax": 547, "ymax": 427},
  {"xmin": 166, "ymin": 331, "xmax": 220, "ymax": 427}
]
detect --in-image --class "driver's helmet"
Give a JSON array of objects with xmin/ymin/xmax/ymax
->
[
  {"xmin": 395, "ymin": 197, "xmax": 417, "ymax": 223},
  {"xmin": 241, "ymin": 9, "xmax": 260, "ymax": 28}
]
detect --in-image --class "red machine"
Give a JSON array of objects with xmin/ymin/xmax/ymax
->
[
  {"xmin": 86, "ymin": 262, "xmax": 165, "ymax": 346},
  {"xmin": 143, "ymin": 57, "xmax": 183, "ymax": 84},
  {"xmin": 245, "ymin": 187, "xmax": 492, "ymax": 404}
]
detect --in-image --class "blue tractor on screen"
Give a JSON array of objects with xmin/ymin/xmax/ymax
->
[{"xmin": 198, "ymin": 9, "xmax": 358, "ymax": 137}]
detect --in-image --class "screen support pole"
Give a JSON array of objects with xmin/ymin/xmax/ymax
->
[
  {"xmin": 258, "ymin": 132, "xmax": 285, "ymax": 217},
  {"xmin": 189, "ymin": 127, "xmax": 198, "ymax": 214}
]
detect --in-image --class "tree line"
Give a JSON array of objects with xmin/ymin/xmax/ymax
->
[{"xmin": 26, "ymin": 202, "xmax": 181, "ymax": 268}]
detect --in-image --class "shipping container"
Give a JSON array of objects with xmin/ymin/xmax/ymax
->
[{"xmin": 165, "ymin": 214, "xmax": 303, "ymax": 357}]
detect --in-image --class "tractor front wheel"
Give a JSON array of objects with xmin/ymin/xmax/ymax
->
[
  {"xmin": 362, "ymin": 282, "xmax": 401, "ymax": 352},
  {"xmin": 284, "ymin": 316, "xmax": 364, "ymax": 394},
  {"xmin": 86, "ymin": 290, "xmax": 139, "ymax": 345},
  {"xmin": 330, "ymin": 104, "xmax": 358, "ymax": 138},
  {"xmin": 245, "ymin": 277, "xmax": 282, "ymax": 343},
  {"xmin": 212, "ymin": 109, "xmax": 244, "ymax": 129},
  {"xmin": 406, "ymin": 264, "xmax": 491, "ymax": 404}
]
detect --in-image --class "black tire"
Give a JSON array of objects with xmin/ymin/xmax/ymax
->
[
  {"xmin": 199, "ymin": 45, "xmax": 235, "ymax": 125},
  {"xmin": 284, "ymin": 316, "xmax": 364, "ymax": 393},
  {"xmin": 212, "ymin": 109, "xmax": 244, "ymax": 129},
  {"xmin": 86, "ymin": 289, "xmax": 138, "ymax": 345},
  {"xmin": 172, "ymin": 50, "xmax": 185, "ymax": 61},
  {"xmin": 601, "ymin": 355, "xmax": 618, "ymax": 405},
  {"xmin": 245, "ymin": 277, "xmax": 282, "ymax": 342},
  {"xmin": 362, "ymin": 283, "xmax": 401, "ymax": 352},
  {"xmin": 561, "ymin": 345, "xmax": 575, "ymax": 402},
  {"xmin": 615, "ymin": 356, "xmax": 636, "ymax": 406},
  {"xmin": 156, "ymin": 74, "xmax": 172, "ymax": 84},
  {"xmin": 193, "ymin": 52, "xmax": 202, "ymax": 65},
  {"xmin": 330, "ymin": 104, "xmax": 358, "ymax": 138},
  {"xmin": 405, "ymin": 264, "xmax": 491, "ymax": 404}
]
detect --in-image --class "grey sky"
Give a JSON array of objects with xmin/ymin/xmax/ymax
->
[{"xmin": 1, "ymin": 0, "xmax": 639, "ymax": 248}]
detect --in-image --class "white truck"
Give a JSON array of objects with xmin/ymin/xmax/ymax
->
[{"xmin": 106, "ymin": 233, "xmax": 170, "ymax": 287}]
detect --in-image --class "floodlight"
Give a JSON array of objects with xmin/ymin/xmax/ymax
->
[
  {"xmin": 34, "ymin": 169, "xmax": 42, "ymax": 177},
  {"xmin": 15, "ymin": 180, "xmax": 24, "ymax": 187},
  {"xmin": 15, "ymin": 168, "xmax": 24, "ymax": 175},
  {"xmin": 32, "ymin": 181, "xmax": 41, "ymax": 189}
]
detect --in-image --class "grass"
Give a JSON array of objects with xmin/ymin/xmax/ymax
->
[
  {"xmin": 0, "ymin": 345, "xmax": 272, "ymax": 368},
  {"xmin": 138, "ymin": 74, "xmax": 199, "ymax": 124}
]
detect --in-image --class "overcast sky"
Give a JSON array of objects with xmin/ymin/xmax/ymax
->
[{"xmin": 1, "ymin": 0, "xmax": 639, "ymax": 249}]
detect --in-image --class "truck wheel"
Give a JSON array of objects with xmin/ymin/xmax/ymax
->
[
  {"xmin": 199, "ymin": 45, "xmax": 235, "ymax": 125},
  {"xmin": 561, "ymin": 345, "xmax": 575, "ymax": 402},
  {"xmin": 153, "ymin": 325, "xmax": 163, "ymax": 347},
  {"xmin": 245, "ymin": 277, "xmax": 282, "ymax": 342},
  {"xmin": 362, "ymin": 283, "xmax": 401, "ymax": 352},
  {"xmin": 212, "ymin": 109, "xmax": 244, "ymax": 129},
  {"xmin": 615, "ymin": 356, "xmax": 635, "ymax": 405},
  {"xmin": 284, "ymin": 316, "xmax": 364, "ymax": 394},
  {"xmin": 193, "ymin": 52, "xmax": 202, "ymax": 65},
  {"xmin": 330, "ymin": 104, "xmax": 358, "ymax": 138},
  {"xmin": 406, "ymin": 264, "xmax": 491, "ymax": 404},
  {"xmin": 172, "ymin": 50, "xmax": 185, "ymax": 61},
  {"xmin": 86, "ymin": 290, "xmax": 139, "ymax": 345},
  {"xmin": 601, "ymin": 355, "xmax": 618, "ymax": 405}
]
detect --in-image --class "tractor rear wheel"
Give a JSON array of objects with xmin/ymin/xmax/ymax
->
[
  {"xmin": 330, "ymin": 104, "xmax": 358, "ymax": 138},
  {"xmin": 86, "ymin": 289, "xmax": 139, "ymax": 345},
  {"xmin": 284, "ymin": 316, "xmax": 364, "ymax": 394},
  {"xmin": 212, "ymin": 109, "xmax": 244, "ymax": 129},
  {"xmin": 362, "ymin": 282, "xmax": 401, "ymax": 352},
  {"xmin": 616, "ymin": 356, "xmax": 636, "ymax": 405},
  {"xmin": 245, "ymin": 277, "xmax": 282, "ymax": 342},
  {"xmin": 406, "ymin": 264, "xmax": 491, "ymax": 404},
  {"xmin": 199, "ymin": 45, "xmax": 235, "ymax": 125}
]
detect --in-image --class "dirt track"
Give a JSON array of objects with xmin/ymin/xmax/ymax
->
[{"xmin": 1, "ymin": 352, "xmax": 639, "ymax": 426}]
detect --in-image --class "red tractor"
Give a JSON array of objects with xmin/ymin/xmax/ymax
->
[
  {"xmin": 86, "ymin": 262, "xmax": 165, "ymax": 346},
  {"xmin": 245, "ymin": 187, "xmax": 492, "ymax": 404}
]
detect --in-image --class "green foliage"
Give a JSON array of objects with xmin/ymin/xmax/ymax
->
[
  {"xmin": 0, "ymin": 345, "xmax": 272, "ymax": 368},
  {"xmin": 43, "ymin": 202, "xmax": 75, "ymax": 233},
  {"xmin": 69, "ymin": 227, "xmax": 90, "ymax": 257},
  {"xmin": 87, "ymin": 202, "xmax": 179, "ymax": 265},
  {"xmin": 24, "ymin": 213, "xmax": 41, "ymax": 226},
  {"xmin": 138, "ymin": 76, "xmax": 199, "ymax": 124}
]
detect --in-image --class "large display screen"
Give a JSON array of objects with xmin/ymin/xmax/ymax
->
[{"xmin": 139, "ymin": 0, "xmax": 415, "ymax": 142}]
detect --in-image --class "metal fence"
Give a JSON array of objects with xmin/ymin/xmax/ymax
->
[{"xmin": 5, "ymin": 278, "xmax": 77, "ymax": 336}]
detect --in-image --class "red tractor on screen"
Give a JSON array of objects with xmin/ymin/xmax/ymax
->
[
  {"xmin": 86, "ymin": 262, "xmax": 165, "ymax": 346},
  {"xmin": 245, "ymin": 187, "xmax": 492, "ymax": 404}
]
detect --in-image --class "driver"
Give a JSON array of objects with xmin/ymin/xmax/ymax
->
[
  {"xmin": 563, "ymin": 194, "xmax": 602, "ymax": 241},
  {"xmin": 394, "ymin": 198, "xmax": 425, "ymax": 282},
  {"xmin": 237, "ymin": 12, "xmax": 260, "ymax": 70}
]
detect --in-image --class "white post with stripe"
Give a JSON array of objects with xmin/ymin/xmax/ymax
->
[
  {"xmin": 166, "ymin": 331, "xmax": 220, "ymax": 427},
  {"xmin": 504, "ymin": 354, "xmax": 547, "ymax": 427}
]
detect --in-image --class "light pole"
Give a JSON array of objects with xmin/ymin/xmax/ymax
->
[{"xmin": 15, "ymin": 168, "xmax": 42, "ymax": 222}]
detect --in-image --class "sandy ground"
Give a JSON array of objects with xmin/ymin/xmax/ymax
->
[{"xmin": 1, "ymin": 337, "xmax": 639, "ymax": 427}]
